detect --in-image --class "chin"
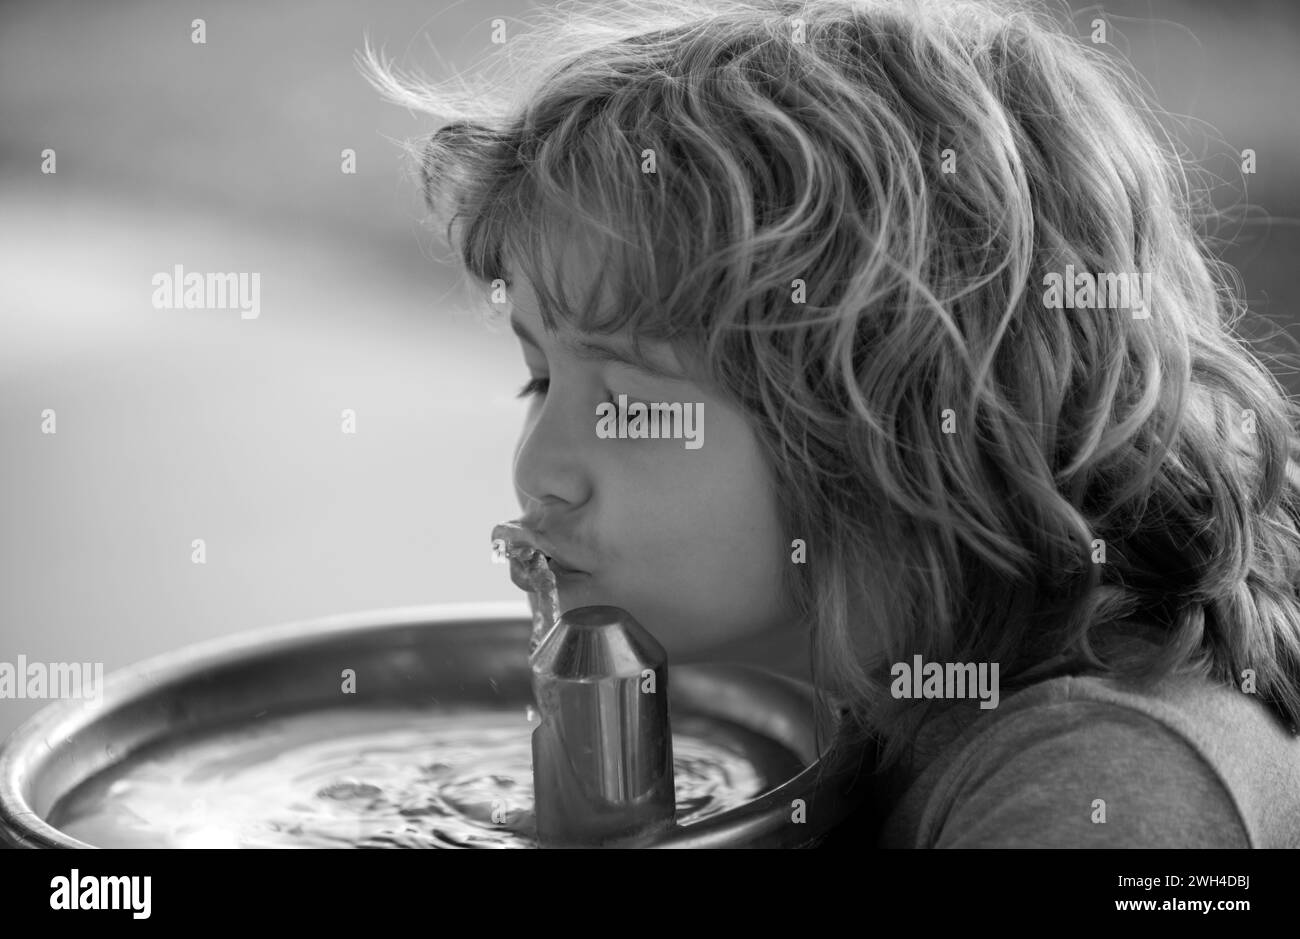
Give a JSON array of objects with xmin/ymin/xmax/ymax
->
[
  {"xmin": 554, "ymin": 580, "xmax": 600, "ymax": 613},
  {"xmin": 550, "ymin": 592, "xmax": 719, "ymax": 658}
]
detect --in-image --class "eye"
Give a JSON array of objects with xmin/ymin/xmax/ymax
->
[{"xmin": 516, "ymin": 376, "xmax": 549, "ymax": 399}]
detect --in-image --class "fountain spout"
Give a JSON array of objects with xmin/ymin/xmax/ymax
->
[{"xmin": 529, "ymin": 605, "xmax": 677, "ymax": 847}]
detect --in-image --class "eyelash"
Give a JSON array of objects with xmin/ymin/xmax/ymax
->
[
  {"xmin": 517, "ymin": 377, "xmax": 626, "ymax": 409},
  {"xmin": 517, "ymin": 377, "xmax": 549, "ymax": 399}
]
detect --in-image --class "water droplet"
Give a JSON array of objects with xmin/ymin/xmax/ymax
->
[
  {"xmin": 317, "ymin": 780, "xmax": 383, "ymax": 801},
  {"xmin": 525, "ymin": 706, "xmax": 537, "ymax": 723}
]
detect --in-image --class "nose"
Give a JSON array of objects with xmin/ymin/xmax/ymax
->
[{"xmin": 512, "ymin": 386, "xmax": 591, "ymax": 515}]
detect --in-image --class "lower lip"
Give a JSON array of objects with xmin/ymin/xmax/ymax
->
[{"xmin": 547, "ymin": 559, "xmax": 587, "ymax": 581}]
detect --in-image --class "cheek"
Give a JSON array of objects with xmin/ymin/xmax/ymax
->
[
  {"xmin": 667, "ymin": 484, "xmax": 791, "ymax": 607},
  {"xmin": 618, "ymin": 532, "xmax": 793, "ymax": 659},
  {"xmin": 510, "ymin": 412, "xmax": 536, "ymax": 502},
  {"xmin": 606, "ymin": 429, "xmax": 794, "ymax": 652},
  {"xmin": 616, "ymin": 424, "xmax": 782, "ymax": 572},
  {"xmin": 670, "ymin": 532, "xmax": 791, "ymax": 615}
]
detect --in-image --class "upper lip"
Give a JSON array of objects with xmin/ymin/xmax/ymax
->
[{"xmin": 517, "ymin": 520, "xmax": 586, "ymax": 574}]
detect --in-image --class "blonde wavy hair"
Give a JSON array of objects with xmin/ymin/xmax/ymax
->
[{"xmin": 360, "ymin": 0, "xmax": 1300, "ymax": 771}]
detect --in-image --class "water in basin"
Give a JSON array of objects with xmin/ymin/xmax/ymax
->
[{"xmin": 49, "ymin": 705, "xmax": 803, "ymax": 848}]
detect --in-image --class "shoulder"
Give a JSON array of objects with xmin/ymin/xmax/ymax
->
[{"xmin": 907, "ymin": 673, "xmax": 1289, "ymax": 848}]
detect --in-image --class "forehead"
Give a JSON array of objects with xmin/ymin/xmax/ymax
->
[
  {"xmin": 506, "ymin": 218, "xmax": 616, "ymax": 323},
  {"xmin": 500, "ymin": 210, "xmax": 703, "ymax": 380}
]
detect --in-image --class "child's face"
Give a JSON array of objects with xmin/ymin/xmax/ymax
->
[{"xmin": 505, "ymin": 243, "xmax": 803, "ymax": 671}]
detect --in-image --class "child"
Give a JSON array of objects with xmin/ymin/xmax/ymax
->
[{"xmin": 361, "ymin": 0, "xmax": 1300, "ymax": 847}]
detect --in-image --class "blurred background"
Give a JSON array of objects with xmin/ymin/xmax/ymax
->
[{"xmin": 2, "ymin": 0, "xmax": 1298, "ymax": 741}]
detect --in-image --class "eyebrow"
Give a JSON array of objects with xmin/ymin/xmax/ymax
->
[{"xmin": 509, "ymin": 314, "xmax": 685, "ymax": 381}]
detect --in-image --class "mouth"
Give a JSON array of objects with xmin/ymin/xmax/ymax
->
[
  {"xmin": 493, "ymin": 519, "xmax": 589, "ymax": 582},
  {"xmin": 520, "ymin": 526, "xmax": 588, "ymax": 578},
  {"xmin": 542, "ymin": 554, "xmax": 587, "ymax": 580}
]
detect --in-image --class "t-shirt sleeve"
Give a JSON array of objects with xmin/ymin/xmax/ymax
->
[{"xmin": 928, "ymin": 701, "xmax": 1251, "ymax": 848}]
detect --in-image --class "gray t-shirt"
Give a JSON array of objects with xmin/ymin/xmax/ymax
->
[{"xmin": 870, "ymin": 670, "xmax": 1300, "ymax": 847}]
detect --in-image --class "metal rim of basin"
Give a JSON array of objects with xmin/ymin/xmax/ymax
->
[{"xmin": 0, "ymin": 602, "xmax": 868, "ymax": 849}]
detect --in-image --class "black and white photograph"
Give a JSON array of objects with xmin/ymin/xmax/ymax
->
[{"xmin": 1, "ymin": 0, "xmax": 1296, "ymax": 918}]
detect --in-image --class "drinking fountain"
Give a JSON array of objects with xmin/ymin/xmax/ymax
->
[{"xmin": 0, "ymin": 603, "xmax": 868, "ymax": 849}]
